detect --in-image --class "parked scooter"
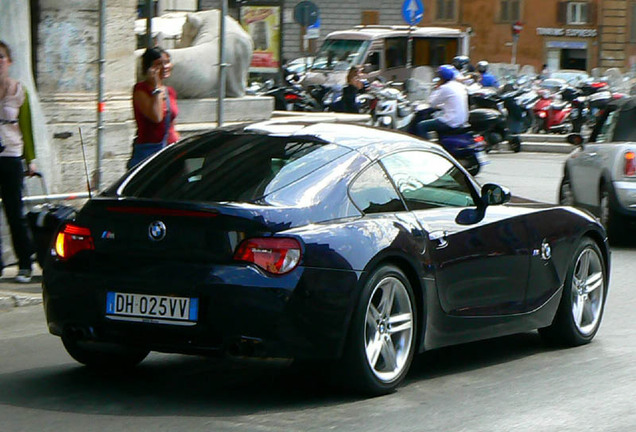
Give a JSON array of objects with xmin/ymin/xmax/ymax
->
[
  {"xmin": 532, "ymin": 88, "xmax": 573, "ymax": 134},
  {"xmin": 371, "ymin": 84, "xmax": 415, "ymax": 129},
  {"xmin": 406, "ymin": 106, "xmax": 488, "ymax": 176},
  {"xmin": 260, "ymin": 71, "xmax": 323, "ymax": 112},
  {"xmin": 468, "ymin": 86, "xmax": 522, "ymax": 152}
]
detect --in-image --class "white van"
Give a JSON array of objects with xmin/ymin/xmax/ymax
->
[{"xmin": 302, "ymin": 25, "xmax": 469, "ymax": 87}]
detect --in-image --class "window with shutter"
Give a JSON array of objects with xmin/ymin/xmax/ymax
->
[
  {"xmin": 435, "ymin": 0, "xmax": 456, "ymax": 21},
  {"xmin": 567, "ymin": 2, "xmax": 588, "ymax": 24},
  {"xmin": 557, "ymin": 1, "xmax": 567, "ymax": 24},
  {"xmin": 499, "ymin": 0, "xmax": 521, "ymax": 22}
]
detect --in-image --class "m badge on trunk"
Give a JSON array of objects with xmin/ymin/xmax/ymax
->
[{"xmin": 148, "ymin": 221, "xmax": 167, "ymax": 241}]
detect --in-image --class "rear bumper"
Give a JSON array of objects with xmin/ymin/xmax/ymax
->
[
  {"xmin": 43, "ymin": 262, "xmax": 361, "ymax": 360},
  {"xmin": 612, "ymin": 181, "xmax": 636, "ymax": 219}
]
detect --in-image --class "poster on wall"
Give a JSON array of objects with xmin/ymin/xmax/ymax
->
[{"xmin": 240, "ymin": 5, "xmax": 281, "ymax": 73}]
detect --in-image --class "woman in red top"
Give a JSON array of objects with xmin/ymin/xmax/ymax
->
[{"xmin": 128, "ymin": 47, "xmax": 179, "ymax": 169}]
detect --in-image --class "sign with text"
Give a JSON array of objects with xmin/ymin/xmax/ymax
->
[
  {"xmin": 240, "ymin": 5, "xmax": 281, "ymax": 73},
  {"xmin": 536, "ymin": 27, "xmax": 597, "ymax": 38}
]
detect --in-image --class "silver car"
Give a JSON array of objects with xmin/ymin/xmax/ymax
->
[{"xmin": 560, "ymin": 97, "xmax": 636, "ymax": 239}]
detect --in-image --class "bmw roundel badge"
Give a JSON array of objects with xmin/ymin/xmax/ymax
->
[{"xmin": 148, "ymin": 221, "xmax": 167, "ymax": 241}]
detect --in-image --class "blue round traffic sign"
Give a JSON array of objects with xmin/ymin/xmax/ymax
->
[
  {"xmin": 402, "ymin": 0, "xmax": 424, "ymax": 26},
  {"xmin": 294, "ymin": 1, "xmax": 320, "ymax": 27}
]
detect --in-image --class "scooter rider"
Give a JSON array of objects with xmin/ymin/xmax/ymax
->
[
  {"xmin": 415, "ymin": 64, "xmax": 469, "ymax": 140},
  {"xmin": 476, "ymin": 60, "xmax": 499, "ymax": 88}
]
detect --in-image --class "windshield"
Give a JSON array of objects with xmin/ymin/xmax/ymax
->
[
  {"xmin": 113, "ymin": 132, "xmax": 351, "ymax": 203},
  {"xmin": 311, "ymin": 39, "xmax": 370, "ymax": 72}
]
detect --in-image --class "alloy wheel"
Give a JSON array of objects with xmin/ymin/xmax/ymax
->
[
  {"xmin": 570, "ymin": 246, "xmax": 605, "ymax": 336},
  {"xmin": 364, "ymin": 276, "xmax": 414, "ymax": 383}
]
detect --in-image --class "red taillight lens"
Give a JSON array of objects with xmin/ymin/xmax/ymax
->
[
  {"xmin": 233, "ymin": 237, "xmax": 302, "ymax": 275},
  {"xmin": 54, "ymin": 223, "xmax": 95, "ymax": 260},
  {"xmin": 284, "ymin": 93, "xmax": 300, "ymax": 102},
  {"xmin": 624, "ymin": 151, "xmax": 636, "ymax": 177}
]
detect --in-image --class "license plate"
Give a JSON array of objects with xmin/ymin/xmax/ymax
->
[{"xmin": 106, "ymin": 292, "xmax": 198, "ymax": 326}]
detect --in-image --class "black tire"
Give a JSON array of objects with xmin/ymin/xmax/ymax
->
[
  {"xmin": 599, "ymin": 183, "xmax": 626, "ymax": 241},
  {"xmin": 62, "ymin": 335, "xmax": 149, "ymax": 370},
  {"xmin": 531, "ymin": 118, "xmax": 544, "ymax": 134},
  {"xmin": 539, "ymin": 238, "xmax": 607, "ymax": 346},
  {"xmin": 340, "ymin": 265, "xmax": 417, "ymax": 395},
  {"xmin": 509, "ymin": 135, "xmax": 521, "ymax": 153},
  {"xmin": 463, "ymin": 155, "xmax": 481, "ymax": 176},
  {"xmin": 485, "ymin": 132, "xmax": 502, "ymax": 152},
  {"xmin": 558, "ymin": 175, "xmax": 575, "ymax": 206}
]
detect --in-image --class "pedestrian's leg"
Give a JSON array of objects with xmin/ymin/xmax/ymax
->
[{"xmin": 0, "ymin": 157, "xmax": 33, "ymax": 272}]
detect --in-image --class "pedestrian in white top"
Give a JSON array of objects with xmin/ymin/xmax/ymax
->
[{"xmin": 415, "ymin": 64, "xmax": 469, "ymax": 140}]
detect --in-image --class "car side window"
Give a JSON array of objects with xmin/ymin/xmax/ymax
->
[
  {"xmin": 365, "ymin": 51, "xmax": 381, "ymax": 72},
  {"xmin": 349, "ymin": 163, "xmax": 405, "ymax": 213},
  {"xmin": 594, "ymin": 110, "xmax": 618, "ymax": 143},
  {"xmin": 385, "ymin": 37, "xmax": 407, "ymax": 69},
  {"xmin": 381, "ymin": 151, "xmax": 476, "ymax": 210}
]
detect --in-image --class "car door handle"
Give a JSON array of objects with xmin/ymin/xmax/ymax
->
[{"xmin": 429, "ymin": 230, "xmax": 449, "ymax": 249}]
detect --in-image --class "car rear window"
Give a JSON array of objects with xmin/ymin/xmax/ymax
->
[{"xmin": 115, "ymin": 132, "xmax": 351, "ymax": 203}]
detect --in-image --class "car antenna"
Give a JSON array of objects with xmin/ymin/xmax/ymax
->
[{"xmin": 78, "ymin": 127, "xmax": 93, "ymax": 199}]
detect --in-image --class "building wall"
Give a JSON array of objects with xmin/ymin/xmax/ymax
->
[{"xmin": 198, "ymin": 1, "xmax": 628, "ymax": 73}]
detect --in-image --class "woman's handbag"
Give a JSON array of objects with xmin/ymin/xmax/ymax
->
[{"xmin": 127, "ymin": 89, "xmax": 173, "ymax": 170}]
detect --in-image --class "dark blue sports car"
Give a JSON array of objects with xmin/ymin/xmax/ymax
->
[{"xmin": 43, "ymin": 121, "xmax": 610, "ymax": 395}]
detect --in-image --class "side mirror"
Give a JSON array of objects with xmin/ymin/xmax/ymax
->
[
  {"xmin": 481, "ymin": 183, "xmax": 511, "ymax": 206},
  {"xmin": 566, "ymin": 133, "xmax": 584, "ymax": 146}
]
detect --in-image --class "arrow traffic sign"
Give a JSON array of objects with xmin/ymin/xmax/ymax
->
[{"xmin": 402, "ymin": 0, "xmax": 424, "ymax": 26}]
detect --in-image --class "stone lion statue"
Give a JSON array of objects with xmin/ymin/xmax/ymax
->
[{"xmin": 164, "ymin": 10, "xmax": 253, "ymax": 98}]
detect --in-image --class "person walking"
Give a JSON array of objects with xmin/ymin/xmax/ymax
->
[
  {"xmin": 0, "ymin": 40, "xmax": 35, "ymax": 282},
  {"xmin": 128, "ymin": 47, "xmax": 179, "ymax": 169}
]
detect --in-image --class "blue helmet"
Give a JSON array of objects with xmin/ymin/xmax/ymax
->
[{"xmin": 437, "ymin": 65, "xmax": 457, "ymax": 82}]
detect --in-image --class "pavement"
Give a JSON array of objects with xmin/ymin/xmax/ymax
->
[
  {"xmin": 0, "ymin": 130, "xmax": 574, "ymax": 311},
  {"xmin": 0, "ymin": 264, "xmax": 43, "ymax": 311}
]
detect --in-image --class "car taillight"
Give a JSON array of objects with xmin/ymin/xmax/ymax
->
[
  {"xmin": 233, "ymin": 237, "xmax": 302, "ymax": 275},
  {"xmin": 54, "ymin": 223, "xmax": 95, "ymax": 260},
  {"xmin": 284, "ymin": 93, "xmax": 300, "ymax": 102},
  {"xmin": 624, "ymin": 151, "xmax": 636, "ymax": 177}
]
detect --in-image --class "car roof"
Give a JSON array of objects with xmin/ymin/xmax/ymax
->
[
  {"xmin": 242, "ymin": 119, "xmax": 437, "ymax": 158},
  {"xmin": 326, "ymin": 25, "xmax": 464, "ymax": 41}
]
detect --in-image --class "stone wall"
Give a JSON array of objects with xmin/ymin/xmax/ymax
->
[
  {"xmin": 600, "ymin": 0, "xmax": 628, "ymax": 69},
  {"xmin": 37, "ymin": 0, "xmax": 138, "ymax": 193}
]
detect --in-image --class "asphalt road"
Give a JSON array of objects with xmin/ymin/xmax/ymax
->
[{"xmin": 2, "ymin": 151, "xmax": 636, "ymax": 432}]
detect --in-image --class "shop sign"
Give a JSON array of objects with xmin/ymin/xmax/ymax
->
[
  {"xmin": 536, "ymin": 27, "xmax": 597, "ymax": 37},
  {"xmin": 546, "ymin": 41, "xmax": 588, "ymax": 49}
]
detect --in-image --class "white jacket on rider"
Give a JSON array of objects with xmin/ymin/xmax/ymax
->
[{"xmin": 429, "ymin": 80, "xmax": 469, "ymax": 128}]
